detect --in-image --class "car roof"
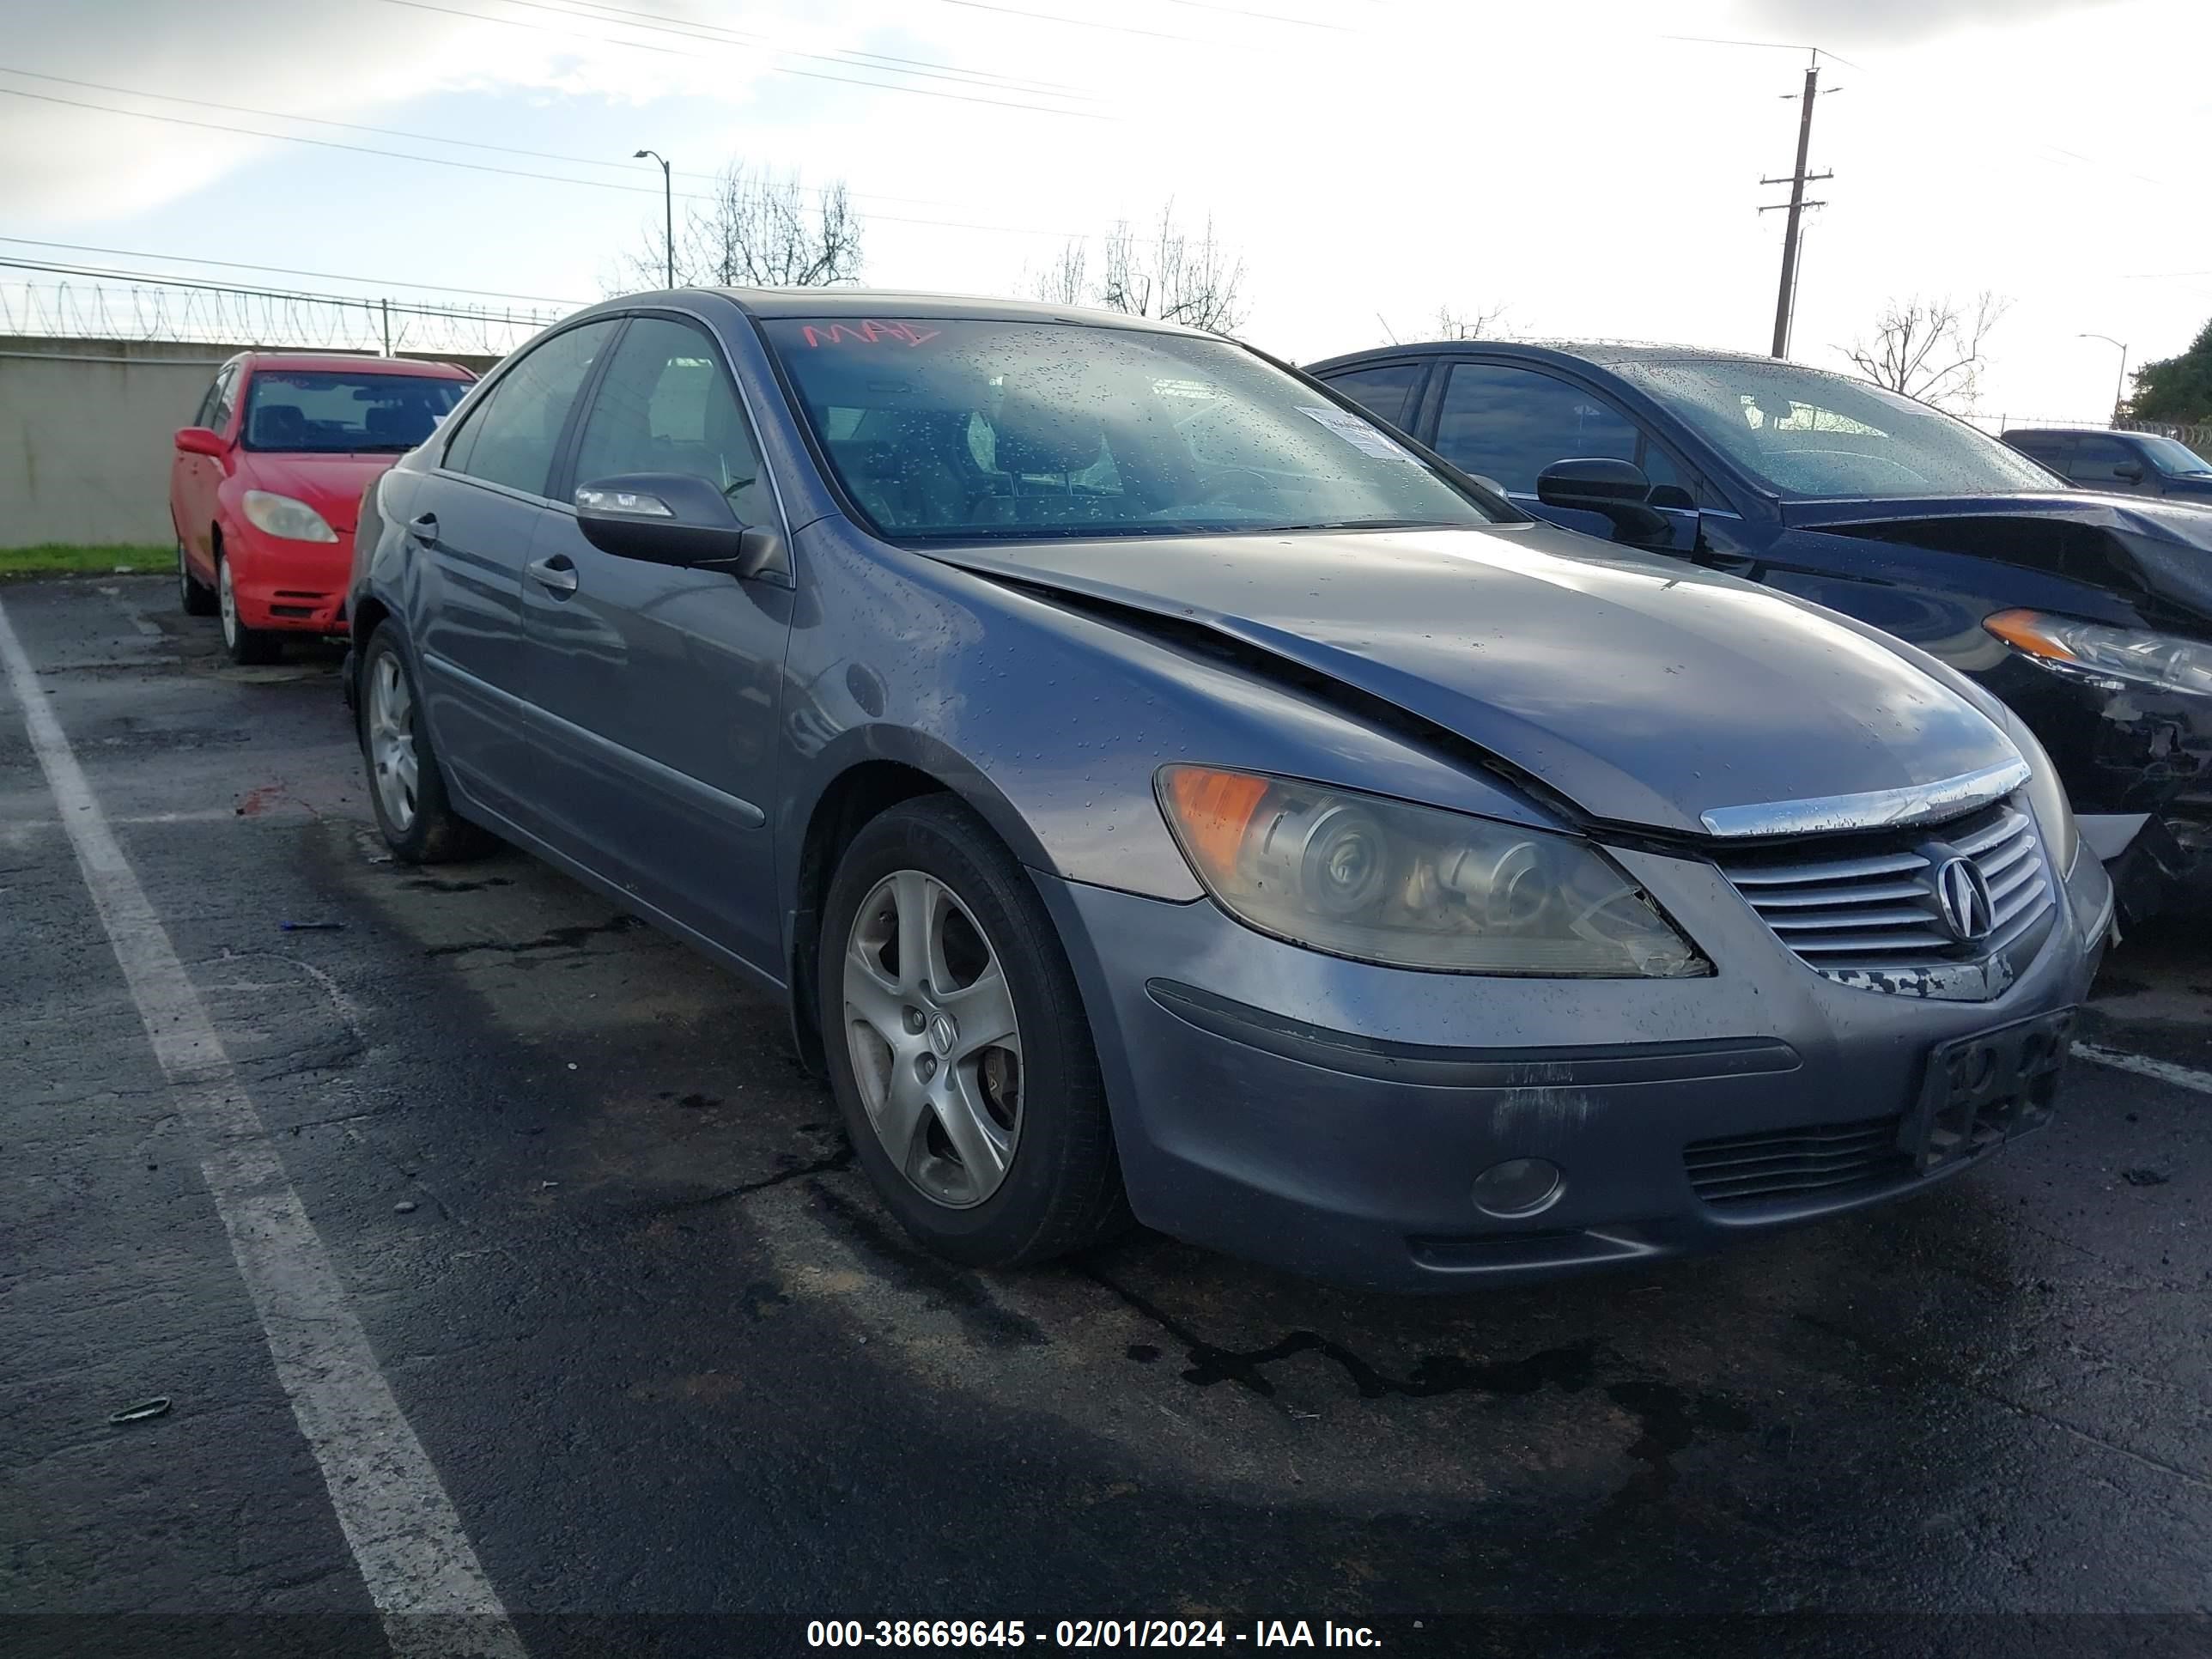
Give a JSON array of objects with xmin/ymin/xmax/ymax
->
[
  {"xmin": 1307, "ymin": 337, "xmax": 1851, "ymax": 377},
  {"xmin": 1999, "ymin": 426, "xmax": 2126, "ymax": 440},
  {"xmin": 623, "ymin": 286, "xmax": 1209, "ymax": 336},
  {"xmin": 229, "ymin": 351, "xmax": 474, "ymax": 377}
]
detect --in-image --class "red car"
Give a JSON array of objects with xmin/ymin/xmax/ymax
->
[{"xmin": 170, "ymin": 353, "xmax": 474, "ymax": 663}]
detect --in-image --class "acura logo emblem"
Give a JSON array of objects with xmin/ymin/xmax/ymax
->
[{"xmin": 1934, "ymin": 855, "xmax": 1995, "ymax": 944}]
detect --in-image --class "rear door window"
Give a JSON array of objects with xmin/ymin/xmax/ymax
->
[{"xmin": 1316, "ymin": 362, "xmax": 1425, "ymax": 431}]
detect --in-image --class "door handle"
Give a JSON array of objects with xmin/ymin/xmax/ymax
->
[
  {"xmin": 409, "ymin": 513, "xmax": 440, "ymax": 546},
  {"xmin": 527, "ymin": 555, "xmax": 580, "ymax": 596}
]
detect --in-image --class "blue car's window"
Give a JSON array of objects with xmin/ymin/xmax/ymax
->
[
  {"xmin": 761, "ymin": 318, "xmax": 1503, "ymax": 540},
  {"xmin": 1316, "ymin": 362, "xmax": 1422, "ymax": 429},
  {"xmin": 1611, "ymin": 358, "xmax": 2057, "ymax": 499},
  {"xmin": 1433, "ymin": 363, "xmax": 1640, "ymax": 495},
  {"xmin": 2064, "ymin": 434, "xmax": 2142, "ymax": 488},
  {"xmin": 240, "ymin": 370, "xmax": 466, "ymax": 454}
]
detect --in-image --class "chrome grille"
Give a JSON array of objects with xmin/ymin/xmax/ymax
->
[{"xmin": 1717, "ymin": 802, "xmax": 2055, "ymax": 984}]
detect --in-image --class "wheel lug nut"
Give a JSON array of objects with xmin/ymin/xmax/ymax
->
[
  {"xmin": 902, "ymin": 1007, "xmax": 926, "ymax": 1035},
  {"xmin": 918, "ymin": 1054, "xmax": 938, "ymax": 1081}
]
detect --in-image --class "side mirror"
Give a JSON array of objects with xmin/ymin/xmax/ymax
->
[
  {"xmin": 1536, "ymin": 457, "xmax": 1672, "ymax": 545},
  {"xmin": 2112, "ymin": 461, "xmax": 2145, "ymax": 483},
  {"xmin": 175, "ymin": 426, "xmax": 226, "ymax": 458},
  {"xmin": 574, "ymin": 472, "xmax": 789, "ymax": 583}
]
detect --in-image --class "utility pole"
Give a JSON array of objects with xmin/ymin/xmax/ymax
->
[{"xmin": 1759, "ymin": 52, "xmax": 1834, "ymax": 359}]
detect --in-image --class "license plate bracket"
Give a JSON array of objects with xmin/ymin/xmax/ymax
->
[{"xmin": 1902, "ymin": 1007, "xmax": 2076, "ymax": 1174}]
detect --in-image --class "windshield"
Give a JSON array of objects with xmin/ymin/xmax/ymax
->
[
  {"xmin": 241, "ymin": 369, "xmax": 468, "ymax": 454},
  {"xmin": 1610, "ymin": 358, "xmax": 2057, "ymax": 499},
  {"xmin": 2136, "ymin": 434, "xmax": 2212, "ymax": 477},
  {"xmin": 761, "ymin": 318, "xmax": 1502, "ymax": 540}
]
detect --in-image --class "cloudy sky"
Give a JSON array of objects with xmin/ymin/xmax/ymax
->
[{"xmin": 4, "ymin": 0, "xmax": 2206, "ymax": 419}]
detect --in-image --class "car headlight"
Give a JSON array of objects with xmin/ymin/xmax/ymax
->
[
  {"xmin": 1987, "ymin": 609, "xmax": 2212, "ymax": 696},
  {"xmin": 1156, "ymin": 765, "xmax": 1708, "ymax": 977},
  {"xmin": 1998, "ymin": 712, "xmax": 2080, "ymax": 877},
  {"xmin": 241, "ymin": 490, "xmax": 337, "ymax": 544}
]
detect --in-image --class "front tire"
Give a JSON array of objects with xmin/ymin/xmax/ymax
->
[
  {"xmin": 358, "ymin": 625, "xmax": 490, "ymax": 864},
  {"xmin": 178, "ymin": 539, "xmax": 217, "ymax": 617},
  {"xmin": 216, "ymin": 550, "xmax": 281, "ymax": 665},
  {"xmin": 819, "ymin": 795, "xmax": 1127, "ymax": 1268}
]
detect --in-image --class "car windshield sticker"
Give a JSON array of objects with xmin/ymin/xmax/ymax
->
[
  {"xmin": 799, "ymin": 321, "xmax": 942, "ymax": 349},
  {"xmin": 1297, "ymin": 404, "xmax": 1419, "ymax": 463}
]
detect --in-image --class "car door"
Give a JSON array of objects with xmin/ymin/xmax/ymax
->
[
  {"xmin": 404, "ymin": 317, "xmax": 622, "ymax": 823},
  {"xmin": 517, "ymin": 311, "xmax": 794, "ymax": 970},
  {"xmin": 2064, "ymin": 434, "xmax": 2151, "ymax": 495},
  {"xmin": 173, "ymin": 363, "xmax": 239, "ymax": 567},
  {"xmin": 1423, "ymin": 359, "xmax": 1703, "ymax": 546}
]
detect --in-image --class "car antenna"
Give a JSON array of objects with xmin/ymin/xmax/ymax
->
[{"xmin": 1376, "ymin": 313, "xmax": 1400, "ymax": 345}]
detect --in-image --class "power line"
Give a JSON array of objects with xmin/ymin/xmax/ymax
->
[
  {"xmin": 927, "ymin": 0, "xmax": 1201, "ymax": 44},
  {"xmin": 370, "ymin": 0, "xmax": 1110, "ymax": 118},
  {"xmin": 486, "ymin": 0, "xmax": 1091, "ymax": 96},
  {"xmin": 0, "ymin": 64, "xmax": 1052, "ymax": 216},
  {"xmin": 1161, "ymin": 0, "xmax": 1355, "ymax": 30},
  {"xmin": 0, "ymin": 85, "xmax": 1090, "ymax": 240}
]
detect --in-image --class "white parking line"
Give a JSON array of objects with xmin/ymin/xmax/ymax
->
[
  {"xmin": 2073, "ymin": 1042, "xmax": 2212, "ymax": 1097},
  {"xmin": 0, "ymin": 596, "xmax": 525, "ymax": 1659}
]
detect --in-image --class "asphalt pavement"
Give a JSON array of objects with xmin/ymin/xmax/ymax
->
[{"xmin": 2, "ymin": 574, "xmax": 2208, "ymax": 1659}]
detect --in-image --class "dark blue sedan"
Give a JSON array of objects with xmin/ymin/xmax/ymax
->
[
  {"xmin": 343, "ymin": 294, "xmax": 2109, "ymax": 1291},
  {"xmin": 1310, "ymin": 342, "xmax": 2212, "ymax": 905}
]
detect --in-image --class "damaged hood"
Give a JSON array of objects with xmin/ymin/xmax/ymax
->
[
  {"xmin": 1784, "ymin": 490, "xmax": 2212, "ymax": 621},
  {"xmin": 930, "ymin": 522, "xmax": 2018, "ymax": 837}
]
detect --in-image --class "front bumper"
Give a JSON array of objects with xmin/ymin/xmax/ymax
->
[
  {"xmin": 226, "ymin": 521, "xmax": 354, "ymax": 634},
  {"xmin": 1037, "ymin": 839, "xmax": 2112, "ymax": 1292}
]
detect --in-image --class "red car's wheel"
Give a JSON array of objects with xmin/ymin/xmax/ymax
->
[{"xmin": 216, "ymin": 544, "xmax": 281, "ymax": 666}]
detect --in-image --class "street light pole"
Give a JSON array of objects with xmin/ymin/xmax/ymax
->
[
  {"xmin": 635, "ymin": 149, "xmax": 673, "ymax": 289},
  {"xmin": 2080, "ymin": 332, "xmax": 2130, "ymax": 425}
]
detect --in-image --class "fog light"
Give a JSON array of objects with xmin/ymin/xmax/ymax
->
[{"xmin": 1472, "ymin": 1157, "xmax": 1563, "ymax": 1218}]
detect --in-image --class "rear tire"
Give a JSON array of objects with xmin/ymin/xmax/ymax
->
[
  {"xmin": 217, "ymin": 550, "xmax": 281, "ymax": 665},
  {"xmin": 819, "ymin": 795, "xmax": 1128, "ymax": 1268},
  {"xmin": 358, "ymin": 624, "xmax": 491, "ymax": 864},
  {"xmin": 178, "ymin": 539, "xmax": 216, "ymax": 617}
]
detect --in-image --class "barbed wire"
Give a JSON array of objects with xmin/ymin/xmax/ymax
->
[{"xmin": 0, "ymin": 263, "xmax": 565, "ymax": 356}]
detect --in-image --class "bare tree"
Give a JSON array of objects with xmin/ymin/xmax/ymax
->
[
  {"xmin": 1841, "ymin": 293, "xmax": 2011, "ymax": 411},
  {"xmin": 621, "ymin": 162, "xmax": 862, "ymax": 290},
  {"xmin": 1028, "ymin": 239, "xmax": 1089, "ymax": 307},
  {"xmin": 1096, "ymin": 201, "xmax": 1248, "ymax": 332},
  {"xmin": 1432, "ymin": 302, "xmax": 1510, "ymax": 342}
]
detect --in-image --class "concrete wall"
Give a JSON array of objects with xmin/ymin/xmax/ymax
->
[{"xmin": 0, "ymin": 337, "xmax": 500, "ymax": 550}]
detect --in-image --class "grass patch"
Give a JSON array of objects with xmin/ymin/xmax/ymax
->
[{"xmin": 0, "ymin": 544, "xmax": 173, "ymax": 580}]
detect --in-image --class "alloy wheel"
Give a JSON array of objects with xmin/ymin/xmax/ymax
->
[
  {"xmin": 842, "ymin": 870, "xmax": 1024, "ymax": 1209},
  {"xmin": 367, "ymin": 651, "xmax": 420, "ymax": 833},
  {"xmin": 217, "ymin": 558, "xmax": 238, "ymax": 648}
]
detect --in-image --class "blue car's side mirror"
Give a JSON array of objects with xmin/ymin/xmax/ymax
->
[{"xmin": 1537, "ymin": 458, "xmax": 1676, "ymax": 549}]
